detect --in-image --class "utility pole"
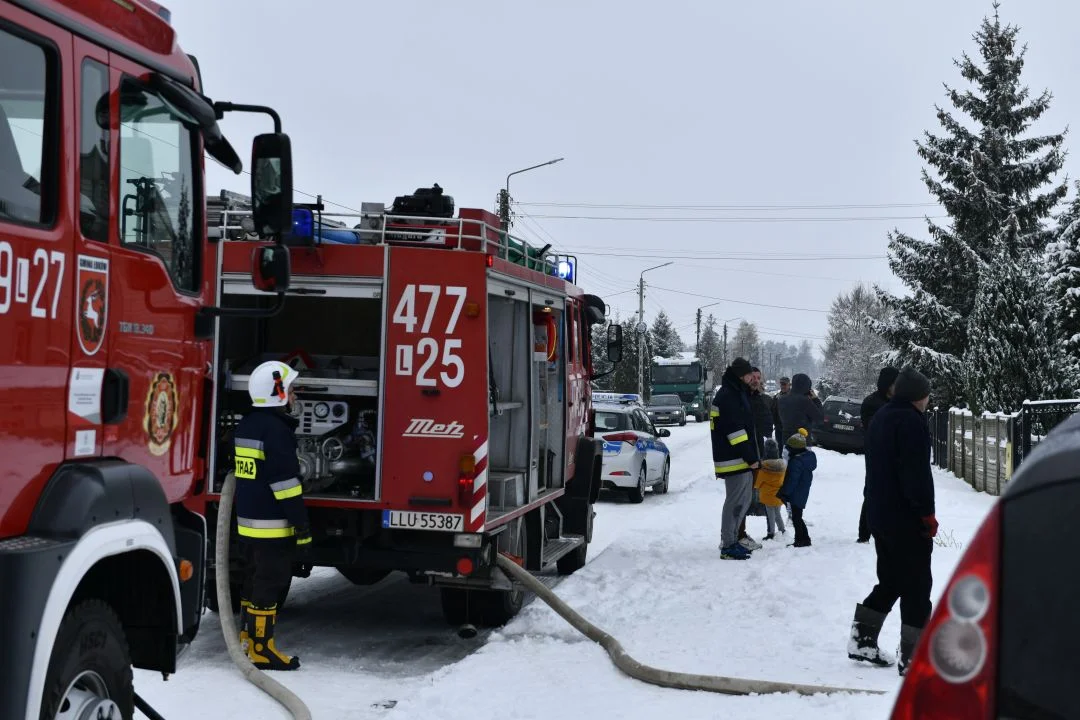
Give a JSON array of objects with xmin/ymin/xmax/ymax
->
[
  {"xmin": 636, "ymin": 262, "xmax": 672, "ymax": 397},
  {"xmin": 695, "ymin": 308, "xmax": 702, "ymax": 357},
  {"xmin": 722, "ymin": 322, "xmax": 729, "ymax": 369},
  {"xmin": 497, "ymin": 188, "xmax": 511, "ymax": 229},
  {"xmin": 637, "ymin": 274, "xmax": 645, "ymax": 398}
]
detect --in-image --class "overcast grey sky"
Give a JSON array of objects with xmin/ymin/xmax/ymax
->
[{"xmin": 175, "ymin": 0, "xmax": 1080, "ymax": 364}]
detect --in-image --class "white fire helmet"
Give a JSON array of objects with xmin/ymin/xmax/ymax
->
[{"xmin": 248, "ymin": 360, "xmax": 300, "ymax": 407}]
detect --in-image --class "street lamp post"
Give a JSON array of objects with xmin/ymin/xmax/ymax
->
[
  {"xmin": 637, "ymin": 262, "xmax": 673, "ymax": 397},
  {"xmin": 499, "ymin": 158, "xmax": 565, "ymax": 230}
]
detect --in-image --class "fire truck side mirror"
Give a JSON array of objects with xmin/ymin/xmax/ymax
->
[
  {"xmin": 606, "ymin": 324, "xmax": 623, "ymax": 363},
  {"xmin": 251, "ymin": 133, "xmax": 294, "ymax": 238},
  {"xmin": 251, "ymin": 245, "xmax": 291, "ymax": 293}
]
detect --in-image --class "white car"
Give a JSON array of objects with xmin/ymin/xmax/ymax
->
[{"xmin": 595, "ymin": 402, "xmax": 672, "ymax": 503}]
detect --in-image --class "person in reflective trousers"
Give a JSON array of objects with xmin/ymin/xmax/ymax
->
[{"xmin": 233, "ymin": 360, "xmax": 312, "ymax": 671}]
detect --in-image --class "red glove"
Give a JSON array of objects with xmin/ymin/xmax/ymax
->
[{"xmin": 921, "ymin": 514, "xmax": 938, "ymax": 538}]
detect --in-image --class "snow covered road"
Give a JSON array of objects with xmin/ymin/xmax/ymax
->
[{"xmin": 136, "ymin": 423, "xmax": 998, "ymax": 719}]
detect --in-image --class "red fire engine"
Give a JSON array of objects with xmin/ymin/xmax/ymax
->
[
  {"xmin": 0, "ymin": 1, "xmax": 296, "ymax": 717},
  {"xmin": 201, "ymin": 186, "xmax": 623, "ymax": 627}
]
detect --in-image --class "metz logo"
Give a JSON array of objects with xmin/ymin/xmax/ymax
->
[{"xmin": 403, "ymin": 418, "xmax": 465, "ymax": 439}]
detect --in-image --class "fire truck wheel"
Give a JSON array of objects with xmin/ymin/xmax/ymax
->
[
  {"xmin": 40, "ymin": 599, "xmax": 134, "ymax": 720},
  {"xmin": 556, "ymin": 506, "xmax": 591, "ymax": 575},
  {"xmin": 627, "ymin": 464, "xmax": 647, "ymax": 504},
  {"xmin": 337, "ymin": 567, "xmax": 391, "ymax": 586},
  {"xmin": 205, "ymin": 572, "xmax": 243, "ymax": 614}
]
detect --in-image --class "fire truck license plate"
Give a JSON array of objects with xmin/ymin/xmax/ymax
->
[{"xmin": 382, "ymin": 510, "xmax": 465, "ymax": 532}]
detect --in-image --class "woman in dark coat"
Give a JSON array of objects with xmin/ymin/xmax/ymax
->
[{"xmin": 777, "ymin": 373, "xmax": 824, "ymax": 446}]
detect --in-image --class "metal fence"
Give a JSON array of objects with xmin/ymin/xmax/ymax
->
[
  {"xmin": 1015, "ymin": 399, "xmax": 1080, "ymax": 469},
  {"xmin": 927, "ymin": 399, "xmax": 1080, "ymax": 496},
  {"xmin": 946, "ymin": 411, "xmax": 1015, "ymax": 496}
]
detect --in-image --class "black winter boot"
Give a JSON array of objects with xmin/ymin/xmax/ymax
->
[
  {"xmin": 898, "ymin": 623, "xmax": 922, "ymax": 676},
  {"xmin": 847, "ymin": 603, "xmax": 895, "ymax": 667}
]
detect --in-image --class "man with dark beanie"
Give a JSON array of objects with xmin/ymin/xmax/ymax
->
[
  {"xmin": 857, "ymin": 367, "xmax": 899, "ymax": 543},
  {"xmin": 710, "ymin": 357, "xmax": 761, "ymax": 560},
  {"xmin": 848, "ymin": 366, "xmax": 937, "ymax": 676}
]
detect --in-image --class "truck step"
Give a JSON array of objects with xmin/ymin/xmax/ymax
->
[{"xmin": 541, "ymin": 535, "xmax": 584, "ymax": 567}]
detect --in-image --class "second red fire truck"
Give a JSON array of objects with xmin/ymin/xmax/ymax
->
[{"xmin": 201, "ymin": 187, "xmax": 623, "ymax": 626}]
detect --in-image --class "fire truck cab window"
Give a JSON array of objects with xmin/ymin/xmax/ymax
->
[
  {"xmin": 79, "ymin": 60, "xmax": 109, "ymax": 242},
  {"xmin": 0, "ymin": 28, "xmax": 53, "ymax": 225},
  {"xmin": 118, "ymin": 78, "xmax": 199, "ymax": 291}
]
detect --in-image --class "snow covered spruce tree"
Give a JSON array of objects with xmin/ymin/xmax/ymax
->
[
  {"xmin": 821, "ymin": 284, "xmax": 893, "ymax": 397},
  {"xmin": 873, "ymin": 3, "xmax": 1067, "ymax": 408},
  {"xmin": 965, "ymin": 215, "xmax": 1061, "ymax": 413},
  {"xmin": 1047, "ymin": 185, "xmax": 1080, "ymax": 378},
  {"xmin": 649, "ymin": 311, "xmax": 682, "ymax": 359}
]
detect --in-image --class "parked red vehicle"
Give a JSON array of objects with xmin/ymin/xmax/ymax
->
[
  {"xmin": 199, "ymin": 191, "xmax": 624, "ymax": 628},
  {"xmin": 889, "ymin": 412, "xmax": 1080, "ymax": 719},
  {"xmin": 0, "ymin": 1, "xmax": 293, "ymax": 717}
]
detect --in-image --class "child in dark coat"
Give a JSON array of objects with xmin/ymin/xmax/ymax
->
[{"xmin": 777, "ymin": 428, "xmax": 817, "ymax": 547}]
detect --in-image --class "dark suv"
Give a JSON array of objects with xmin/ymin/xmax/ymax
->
[{"xmin": 812, "ymin": 395, "xmax": 864, "ymax": 452}]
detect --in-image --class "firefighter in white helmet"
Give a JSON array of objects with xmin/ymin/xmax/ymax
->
[{"xmin": 232, "ymin": 360, "xmax": 311, "ymax": 670}]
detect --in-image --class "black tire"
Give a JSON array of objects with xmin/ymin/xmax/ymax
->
[
  {"xmin": 206, "ymin": 571, "xmax": 290, "ymax": 612},
  {"xmin": 337, "ymin": 567, "xmax": 392, "ymax": 586},
  {"xmin": 627, "ymin": 463, "xmax": 646, "ymax": 504},
  {"xmin": 205, "ymin": 571, "xmax": 243, "ymax": 614},
  {"xmin": 656, "ymin": 459, "xmax": 670, "ymax": 495},
  {"xmin": 556, "ymin": 504, "xmax": 592, "ymax": 575},
  {"xmin": 679, "ymin": 419, "xmax": 687, "ymax": 426},
  {"xmin": 439, "ymin": 587, "xmax": 470, "ymax": 626},
  {"xmin": 40, "ymin": 599, "xmax": 133, "ymax": 720}
]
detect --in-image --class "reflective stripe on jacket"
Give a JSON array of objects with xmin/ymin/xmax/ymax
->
[
  {"xmin": 710, "ymin": 367, "xmax": 760, "ymax": 477},
  {"xmin": 232, "ymin": 407, "xmax": 310, "ymax": 543}
]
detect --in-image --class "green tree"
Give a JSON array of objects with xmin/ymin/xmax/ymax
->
[{"xmin": 873, "ymin": 3, "xmax": 1067, "ymax": 407}]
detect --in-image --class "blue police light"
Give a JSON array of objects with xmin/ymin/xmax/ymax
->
[
  {"xmin": 291, "ymin": 208, "xmax": 314, "ymax": 240},
  {"xmin": 555, "ymin": 259, "xmax": 575, "ymax": 283}
]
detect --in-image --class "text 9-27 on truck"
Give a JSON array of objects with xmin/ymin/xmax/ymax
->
[{"xmin": 0, "ymin": 1, "xmax": 299, "ymax": 718}]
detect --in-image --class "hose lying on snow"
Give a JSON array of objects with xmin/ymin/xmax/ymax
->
[
  {"xmin": 495, "ymin": 554, "xmax": 885, "ymax": 697},
  {"xmin": 216, "ymin": 472, "xmax": 313, "ymax": 720}
]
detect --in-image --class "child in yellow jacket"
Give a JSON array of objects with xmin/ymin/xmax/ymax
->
[{"xmin": 754, "ymin": 438, "xmax": 787, "ymax": 539}]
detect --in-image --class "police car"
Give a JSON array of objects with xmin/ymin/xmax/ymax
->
[{"xmin": 593, "ymin": 393, "xmax": 671, "ymax": 503}]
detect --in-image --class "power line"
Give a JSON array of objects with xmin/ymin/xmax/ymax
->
[
  {"xmin": 649, "ymin": 285, "xmax": 829, "ymax": 314},
  {"xmin": 574, "ymin": 250, "xmax": 885, "ymax": 262},
  {"xmin": 515, "ymin": 201, "xmax": 940, "ymax": 211},
  {"xmin": 524, "ymin": 214, "xmax": 944, "ymax": 223}
]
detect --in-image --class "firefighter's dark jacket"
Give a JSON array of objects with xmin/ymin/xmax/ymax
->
[
  {"xmin": 710, "ymin": 367, "xmax": 760, "ymax": 477},
  {"xmin": 232, "ymin": 407, "xmax": 310, "ymax": 544}
]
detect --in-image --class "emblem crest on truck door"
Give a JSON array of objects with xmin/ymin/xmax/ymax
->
[
  {"xmin": 145, "ymin": 371, "xmax": 178, "ymax": 456},
  {"xmin": 76, "ymin": 254, "xmax": 109, "ymax": 356}
]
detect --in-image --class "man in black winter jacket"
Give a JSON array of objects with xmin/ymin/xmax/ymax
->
[
  {"xmin": 857, "ymin": 367, "xmax": 899, "ymax": 543},
  {"xmin": 848, "ymin": 366, "xmax": 937, "ymax": 677},
  {"xmin": 710, "ymin": 357, "xmax": 761, "ymax": 560},
  {"xmin": 777, "ymin": 373, "xmax": 823, "ymax": 446}
]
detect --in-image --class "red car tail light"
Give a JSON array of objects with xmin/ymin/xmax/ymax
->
[
  {"xmin": 603, "ymin": 432, "xmax": 639, "ymax": 445},
  {"xmin": 890, "ymin": 505, "xmax": 1001, "ymax": 720}
]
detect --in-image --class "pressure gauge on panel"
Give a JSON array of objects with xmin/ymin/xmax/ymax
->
[{"xmin": 313, "ymin": 402, "xmax": 330, "ymax": 420}]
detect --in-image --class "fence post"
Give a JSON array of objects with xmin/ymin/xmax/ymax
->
[{"xmin": 980, "ymin": 415, "xmax": 988, "ymax": 493}]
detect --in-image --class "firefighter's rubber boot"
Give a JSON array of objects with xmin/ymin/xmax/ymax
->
[
  {"xmin": 239, "ymin": 599, "xmax": 253, "ymax": 652},
  {"xmin": 244, "ymin": 604, "xmax": 300, "ymax": 670},
  {"xmin": 898, "ymin": 623, "xmax": 923, "ymax": 676},
  {"xmin": 847, "ymin": 603, "xmax": 895, "ymax": 667}
]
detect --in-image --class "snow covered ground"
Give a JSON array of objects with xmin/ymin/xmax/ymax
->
[{"xmin": 136, "ymin": 422, "xmax": 998, "ymax": 719}]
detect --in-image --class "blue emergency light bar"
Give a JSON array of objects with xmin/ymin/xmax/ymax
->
[
  {"xmin": 553, "ymin": 256, "xmax": 576, "ymax": 284},
  {"xmin": 593, "ymin": 392, "xmax": 643, "ymax": 406}
]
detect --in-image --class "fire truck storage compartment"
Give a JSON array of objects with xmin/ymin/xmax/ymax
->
[
  {"xmin": 216, "ymin": 292, "xmax": 382, "ymax": 501},
  {"xmin": 485, "ymin": 285, "xmax": 566, "ymax": 514}
]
